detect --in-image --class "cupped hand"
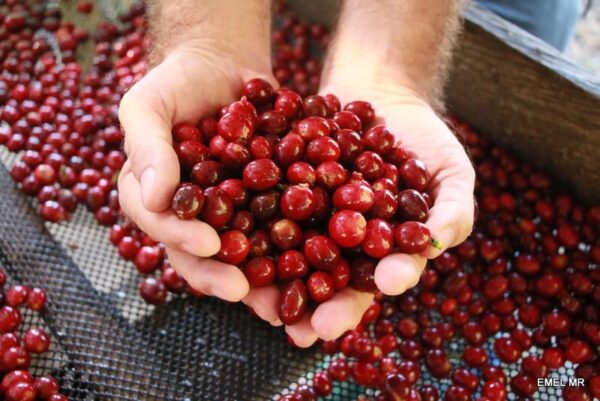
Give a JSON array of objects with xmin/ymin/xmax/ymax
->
[
  {"xmin": 118, "ymin": 46, "xmax": 276, "ymax": 303},
  {"xmin": 246, "ymin": 79, "xmax": 475, "ymax": 348}
]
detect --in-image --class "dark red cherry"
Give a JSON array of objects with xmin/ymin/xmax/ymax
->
[
  {"xmin": 201, "ymin": 187, "xmax": 233, "ymax": 229},
  {"xmin": 278, "ymin": 279, "xmax": 308, "ymax": 325},
  {"xmin": 307, "ymin": 271, "xmax": 335, "ymax": 303},
  {"xmin": 217, "ymin": 230, "xmax": 250, "ymax": 265},
  {"xmin": 328, "ymin": 210, "xmax": 367, "ymax": 248},
  {"xmin": 304, "ymin": 236, "xmax": 341, "ymax": 271},
  {"xmin": 362, "ymin": 219, "xmax": 394, "ymax": 258},
  {"xmin": 281, "ymin": 185, "xmax": 315, "ymax": 221},
  {"xmin": 171, "ymin": 183, "xmax": 204, "ymax": 220},
  {"xmin": 362, "ymin": 125, "xmax": 394, "ymax": 155},
  {"xmin": 351, "ymin": 258, "xmax": 377, "ymax": 292},
  {"xmin": 243, "ymin": 159, "xmax": 280, "ymax": 191},
  {"xmin": 395, "ymin": 222, "xmax": 432, "ymax": 253},
  {"xmin": 191, "ymin": 161, "xmax": 224, "ymax": 188},
  {"xmin": 332, "ymin": 183, "xmax": 374, "ymax": 213},
  {"xmin": 277, "ymin": 250, "xmax": 310, "ymax": 280},
  {"xmin": 397, "ymin": 189, "xmax": 429, "ymax": 222},
  {"xmin": 244, "ymin": 257, "xmax": 276, "ymax": 287},
  {"xmin": 271, "ymin": 219, "xmax": 303, "ymax": 250},
  {"xmin": 400, "ymin": 159, "xmax": 430, "ymax": 191},
  {"xmin": 243, "ymin": 78, "xmax": 275, "ymax": 105},
  {"xmin": 217, "ymin": 112, "xmax": 254, "ymax": 144}
]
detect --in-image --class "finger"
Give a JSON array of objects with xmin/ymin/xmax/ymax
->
[
  {"xmin": 166, "ymin": 247, "xmax": 249, "ymax": 302},
  {"xmin": 119, "ymin": 77, "xmax": 180, "ymax": 212},
  {"xmin": 285, "ymin": 313, "xmax": 319, "ymax": 348},
  {"xmin": 311, "ymin": 289, "xmax": 374, "ymax": 341},
  {"xmin": 242, "ymin": 286, "xmax": 283, "ymax": 326},
  {"xmin": 374, "ymin": 253, "xmax": 428, "ymax": 295},
  {"xmin": 422, "ymin": 154, "xmax": 476, "ymax": 259},
  {"xmin": 118, "ymin": 168, "xmax": 220, "ymax": 257}
]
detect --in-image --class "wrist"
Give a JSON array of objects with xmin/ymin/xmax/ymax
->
[{"xmin": 149, "ymin": 0, "xmax": 271, "ymax": 71}]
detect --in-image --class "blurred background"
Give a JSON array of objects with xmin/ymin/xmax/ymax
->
[{"xmin": 568, "ymin": 1, "xmax": 600, "ymax": 75}]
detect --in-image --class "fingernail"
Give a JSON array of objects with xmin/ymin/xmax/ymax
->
[
  {"xmin": 140, "ymin": 167, "xmax": 156, "ymax": 207},
  {"xmin": 270, "ymin": 319, "xmax": 283, "ymax": 327}
]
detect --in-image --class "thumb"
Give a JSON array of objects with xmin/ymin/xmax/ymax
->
[{"xmin": 119, "ymin": 79, "xmax": 180, "ymax": 212}]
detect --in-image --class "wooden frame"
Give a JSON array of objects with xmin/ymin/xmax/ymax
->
[{"xmin": 449, "ymin": 4, "xmax": 600, "ymax": 204}]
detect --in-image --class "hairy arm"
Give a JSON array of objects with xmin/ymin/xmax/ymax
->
[
  {"xmin": 322, "ymin": 0, "xmax": 465, "ymax": 109},
  {"xmin": 146, "ymin": 0, "xmax": 272, "ymax": 69}
]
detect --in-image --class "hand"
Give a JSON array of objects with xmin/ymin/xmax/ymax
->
[
  {"xmin": 244, "ymin": 82, "xmax": 475, "ymax": 348},
  {"xmin": 118, "ymin": 45, "xmax": 276, "ymax": 303},
  {"xmin": 269, "ymin": 80, "xmax": 473, "ymax": 348}
]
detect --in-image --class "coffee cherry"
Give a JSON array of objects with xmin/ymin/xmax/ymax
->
[
  {"xmin": 297, "ymin": 116, "xmax": 330, "ymax": 140},
  {"xmin": 400, "ymin": 159, "xmax": 430, "ymax": 191},
  {"xmin": 173, "ymin": 122, "xmax": 201, "ymax": 142},
  {"xmin": 243, "ymin": 78, "xmax": 274, "ymax": 105},
  {"xmin": 315, "ymin": 161, "xmax": 346, "ymax": 190},
  {"xmin": 6, "ymin": 285, "xmax": 29, "ymax": 307},
  {"xmin": 424, "ymin": 348, "xmax": 451, "ymax": 378},
  {"xmin": 397, "ymin": 189, "xmax": 429, "ymax": 222},
  {"xmin": 217, "ymin": 112, "xmax": 254, "ymax": 143},
  {"xmin": 243, "ymin": 159, "xmax": 280, "ymax": 191},
  {"xmin": 281, "ymin": 185, "xmax": 315, "ymax": 221},
  {"xmin": 175, "ymin": 141, "xmax": 210, "ymax": 170},
  {"xmin": 0, "ymin": 306, "xmax": 22, "ymax": 333},
  {"xmin": 5, "ymin": 382, "xmax": 37, "ymax": 401},
  {"xmin": 494, "ymin": 337, "xmax": 522, "ymax": 363},
  {"xmin": 307, "ymin": 271, "xmax": 335, "ymax": 303},
  {"xmin": 34, "ymin": 376, "xmax": 60, "ymax": 399},
  {"xmin": 304, "ymin": 236, "xmax": 340, "ymax": 271},
  {"xmin": 332, "ymin": 183, "xmax": 374, "ymax": 213},
  {"xmin": 23, "ymin": 328, "xmax": 50, "ymax": 354},
  {"xmin": 328, "ymin": 210, "xmax": 367, "ymax": 248},
  {"xmin": 191, "ymin": 161, "xmax": 224, "ymax": 188},
  {"xmin": 217, "ymin": 230, "xmax": 250, "ymax": 265},
  {"xmin": 307, "ymin": 137, "xmax": 340, "ymax": 164},
  {"xmin": 351, "ymin": 258, "xmax": 377, "ymax": 292},
  {"xmin": 244, "ymin": 257, "xmax": 276, "ymax": 287},
  {"xmin": 395, "ymin": 222, "xmax": 431, "ymax": 253},
  {"xmin": 278, "ymin": 279, "xmax": 308, "ymax": 325},
  {"xmin": 139, "ymin": 277, "xmax": 167, "ymax": 305},
  {"xmin": 201, "ymin": 187, "xmax": 233, "ymax": 229},
  {"xmin": 271, "ymin": 219, "xmax": 303, "ymax": 250},
  {"xmin": 354, "ymin": 151, "xmax": 384, "ymax": 181},
  {"xmin": 286, "ymin": 162, "xmax": 316, "ymax": 185},
  {"xmin": 361, "ymin": 219, "xmax": 394, "ymax": 258},
  {"xmin": 1, "ymin": 371, "xmax": 33, "ymax": 394},
  {"xmin": 2, "ymin": 346, "xmax": 31, "ymax": 370},
  {"xmin": 363, "ymin": 125, "xmax": 394, "ymax": 155}
]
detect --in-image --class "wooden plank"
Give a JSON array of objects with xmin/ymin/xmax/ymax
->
[{"xmin": 447, "ymin": 4, "xmax": 600, "ymax": 204}]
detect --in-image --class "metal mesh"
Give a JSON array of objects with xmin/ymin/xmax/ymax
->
[{"xmin": 0, "ymin": 147, "xmax": 337, "ymax": 400}]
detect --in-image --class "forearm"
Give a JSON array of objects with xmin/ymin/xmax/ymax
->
[
  {"xmin": 147, "ymin": 0, "xmax": 272, "ymax": 69},
  {"xmin": 322, "ymin": 0, "xmax": 465, "ymax": 107}
]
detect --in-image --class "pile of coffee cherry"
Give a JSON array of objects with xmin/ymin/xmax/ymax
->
[
  {"xmin": 0, "ymin": 1, "xmax": 598, "ymax": 400},
  {"xmin": 170, "ymin": 78, "xmax": 436, "ymax": 324},
  {"xmin": 275, "ymin": 118, "xmax": 600, "ymax": 400},
  {"xmin": 0, "ymin": 269, "xmax": 68, "ymax": 401}
]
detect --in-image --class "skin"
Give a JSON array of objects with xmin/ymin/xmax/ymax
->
[{"xmin": 119, "ymin": 0, "xmax": 475, "ymax": 347}]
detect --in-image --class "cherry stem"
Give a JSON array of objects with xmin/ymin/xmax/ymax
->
[{"xmin": 431, "ymin": 238, "xmax": 443, "ymax": 250}]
